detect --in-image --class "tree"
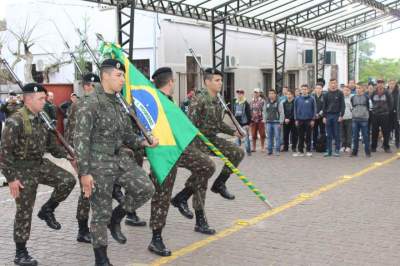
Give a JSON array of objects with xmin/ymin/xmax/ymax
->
[
  {"xmin": 358, "ymin": 40, "xmax": 400, "ymax": 83},
  {"xmin": 7, "ymin": 18, "xmax": 39, "ymax": 83}
]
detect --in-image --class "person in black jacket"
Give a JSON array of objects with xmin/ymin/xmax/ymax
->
[
  {"xmin": 312, "ymin": 82, "xmax": 325, "ymax": 151},
  {"xmin": 234, "ymin": 89, "xmax": 252, "ymax": 155},
  {"xmin": 388, "ymin": 80, "xmax": 399, "ymax": 148},
  {"xmin": 322, "ymin": 78, "xmax": 345, "ymax": 157},
  {"xmin": 371, "ymin": 79, "xmax": 393, "ymax": 153},
  {"xmin": 282, "ymin": 89, "xmax": 297, "ymax": 152}
]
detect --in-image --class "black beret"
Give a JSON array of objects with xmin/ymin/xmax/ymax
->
[
  {"xmin": 151, "ymin": 67, "xmax": 173, "ymax": 80},
  {"xmin": 22, "ymin": 83, "xmax": 47, "ymax": 94},
  {"xmin": 101, "ymin": 59, "xmax": 125, "ymax": 73},
  {"xmin": 204, "ymin": 68, "xmax": 223, "ymax": 76},
  {"xmin": 82, "ymin": 73, "xmax": 100, "ymax": 83}
]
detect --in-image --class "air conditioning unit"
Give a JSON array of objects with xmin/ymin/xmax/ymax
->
[
  {"xmin": 225, "ymin": 55, "xmax": 239, "ymax": 69},
  {"xmin": 302, "ymin": 49, "xmax": 314, "ymax": 64},
  {"xmin": 325, "ymin": 51, "xmax": 337, "ymax": 65}
]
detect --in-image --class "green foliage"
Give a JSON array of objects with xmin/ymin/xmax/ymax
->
[{"xmin": 358, "ymin": 41, "xmax": 400, "ymax": 83}]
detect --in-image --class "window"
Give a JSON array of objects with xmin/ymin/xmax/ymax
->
[
  {"xmin": 186, "ymin": 56, "xmax": 201, "ymax": 93},
  {"xmin": 303, "ymin": 49, "xmax": 314, "ymax": 64},
  {"xmin": 32, "ymin": 64, "xmax": 44, "ymax": 83},
  {"xmin": 133, "ymin": 59, "xmax": 150, "ymax": 79},
  {"xmin": 325, "ymin": 51, "xmax": 336, "ymax": 65},
  {"xmin": 288, "ymin": 72, "xmax": 297, "ymax": 90},
  {"xmin": 263, "ymin": 71, "xmax": 273, "ymax": 93}
]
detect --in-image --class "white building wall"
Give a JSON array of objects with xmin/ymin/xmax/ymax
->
[{"xmin": 1, "ymin": 0, "xmax": 348, "ymax": 101}]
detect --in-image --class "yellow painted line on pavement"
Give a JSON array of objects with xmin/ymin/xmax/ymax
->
[{"xmin": 148, "ymin": 154, "xmax": 400, "ymax": 266}]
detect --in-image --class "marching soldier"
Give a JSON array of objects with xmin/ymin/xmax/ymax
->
[
  {"xmin": 1, "ymin": 91, "xmax": 24, "ymax": 118},
  {"xmin": 172, "ymin": 68, "xmax": 244, "ymax": 205},
  {"xmin": 1, "ymin": 83, "xmax": 76, "ymax": 266},
  {"xmin": 65, "ymin": 73, "xmax": 100, "ymax": 244},
  {"xmin": 148, "ymin": 67, "xmax": 216, "ymax": 257},
  {"xmin": 74, "ymin": 59, "xmax": 156, "ymax": 265}
]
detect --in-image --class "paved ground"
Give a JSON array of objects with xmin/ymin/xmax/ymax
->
[{"xmin": 0, "ymin": 147, "xmax": 399, "ymax": 266}]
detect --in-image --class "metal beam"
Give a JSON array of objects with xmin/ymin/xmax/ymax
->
[
  {"xmin": 81, "ymin": 0, "xmax": 348, "ymax": 43},
  {"xmin": 352, "ymin": 0, "xmax": 400, "ymax": 18},
  {"xmin": 211, "ymin": 10, "xmax": 227, "ymax": 73},
  {"xmin": 347, "ymin": 42, "xmax": 357, "ymax": 81},
  {"xmin": 315, "ymin": 30, "xmax": 328, "ymax": 83},
  {"xmin": 116, "ymin": 0, "xmax": 136, "ymax": 61},
  {"xmin": 348, "ymin": 19, "xmax": 400, "ymax": 43},
  {"xmin": 273, "ymin": 21, "xmax": 288, "ymax": 94}
]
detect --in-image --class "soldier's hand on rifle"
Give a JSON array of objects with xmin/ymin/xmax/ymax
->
[
  {"xmin": 9, "ymin": 179, "xmax": 24, "ymax": 199},
  {"xmin": 81, "ymin": 175, "xmax": 94, "ymax": 198},
  {"xmin": 142, "ymin": 137, "xmax": 159, "ymax": 148}
]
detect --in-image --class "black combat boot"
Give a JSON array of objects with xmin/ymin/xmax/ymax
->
[
  {"xmin": 94, "ymin": 246, "xmax": 113, "ymax": 266},
  {"xmin": 108, "ymin": 205, "xmax": 127, "ymax": 244},
  {"xmin": 148, "ymin": 229, "xmax": 172, "ymax": 257},
  {"xmin": 14, "ymin": 242, "xmax": 38, "ymax": 266},
  {"xmin": 125, "ymin": 211, "xmax": 147, "ymax": 226},
  {"xmin": 194, "ymin": 210, "xmax": 216, "ymax": 235},
  {"xmin": 77, "ymin": 219, "xmax": 91, "ymax": 243},
  {"xmin": 211, "ymin": 173, "xmax": 235, "ymax": 200},
  {"xmin": 37, "ymin": 199, "xmax": 61, "ymax": 230},
  {"xmin": 112, "ymin": 184, "xmax": 124, "ymax": 204},
  {"xmin": 171, "ymin": 187, "xmax": 194, "ymax": 219}
]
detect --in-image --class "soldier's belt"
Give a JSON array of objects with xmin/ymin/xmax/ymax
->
[
  {"xmin": 91, "ymin": 143, "xmax": 120, "ymax": 155},
  {"xmin": 14, "ymin": 159, "xmax": 43, "ymax": 168}
]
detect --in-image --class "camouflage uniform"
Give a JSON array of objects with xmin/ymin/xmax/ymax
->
[
  {"xmin": 189, "ymin": 89, "xmax": 244, "ymax": 186},
  {"xmin": 150, "ymin": 92, "xmax": 215, "ymax": 230},
  {"xmin": 0, "ymin": 106, "xmax": 76, "ymax": 243},
  {"xmin": 74, "ymin": 84, "xmax": 154, "ymax": 248},
  {"xmin": 65, "ymin": 96, "xmax": 91, "ymax": 222},
  {"xmin": 150, "ymin": 142, "xmax": 215, "ymax": 230},
  {"xmin": 0, "ymin": 100, "xmax": 24, "ymax": 118}
]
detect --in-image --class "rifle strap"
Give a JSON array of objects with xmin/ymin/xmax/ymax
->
[{"xmin": 18, "ymin": 107, "xmax": 33, "ymax": 159}]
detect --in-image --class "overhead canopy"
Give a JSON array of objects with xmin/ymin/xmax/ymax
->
[{"xmin": 83, "ymin": 0, "xmax": 400, "ymax": 43}]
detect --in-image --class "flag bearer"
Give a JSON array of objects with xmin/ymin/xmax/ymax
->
[
  {"xmin": 74, "ymin": 59, "xmax": 157, "ymax": 266},
  {"xmin": 148, "ymin": 67, "xmax": 216, "ymax": 257}
]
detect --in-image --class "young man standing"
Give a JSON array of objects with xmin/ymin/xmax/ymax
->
[
  {"xmin": 282, "ymin": 89, "xmax": 297, "ymax": 152},
  {"xmin": 323, "ymin": 79, "xmax": 345, "ymax": 157},
  {"xmin": 312, "ymin": 82, "xmax": 325, "ymax": 151},
  {"xmin": 351, "ymin": 85, "xmax": 371, "ymax": 157},
  {"xmin": 263, "ymin": 90, "xmax": 284, "ymax": 156},
  {"xmin": 234, "ymin": 89, "xmax": 252, "ymax": 155},
  {"xmin": 294, "ymin": 85, "xmax": 316, "ymax": 157},
  {"xmin": 370, "ymin": 79, "xmax": 393, "ymax": 153}
]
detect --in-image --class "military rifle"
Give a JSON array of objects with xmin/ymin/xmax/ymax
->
[
  {"xmin": 0, "ymin": 57, "xmax": 75, "ymax": 158},
  {"xmin": 187, "ymin": 48, "xmax": 247, "ymax": 137}
]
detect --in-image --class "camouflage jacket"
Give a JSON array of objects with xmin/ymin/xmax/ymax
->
[
  {"xmin": 64, "ymin": 93, "xmax": 91, "ymax": 145},
  {"xmin": 0, "ymin": 106, "xmax": 67, "ymax": 182},
  {"xmin": 73, "ymin": 84, "xmax": 142, "ymax": 177},
  {"xmin": 0, "ymin": 100, "xmax": 24, "ymax": 118},
  {"xmin": 188, "ymin": 89, "xmax": 235, "ymax": 137}
]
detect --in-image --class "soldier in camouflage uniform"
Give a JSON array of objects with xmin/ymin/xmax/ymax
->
[
  {"xmin": 173, "ymin": 68, "xmax": 244, "ymax": 203},
  {"xmin": 0, "ymin": 91, "xmax": 24, "ymax": 118},
  {"xmin": 64, "ymin": 73, "xmax": 100, "ymax": 244},
  {"xmin": 148, "ymin": 67, "xmax": 216, "ymax": 257},
  {"xmin": 73, "ymin": 59, "xmax": 156, "ymax": 266},
  {"xmin": 0, "ymin": 83, "xmax": 76, "ymax": 266}
]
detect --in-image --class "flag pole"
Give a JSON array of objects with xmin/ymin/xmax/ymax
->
[{"xmin": 197, "ymin": 132, "xmax": 273, "ymax": 209}]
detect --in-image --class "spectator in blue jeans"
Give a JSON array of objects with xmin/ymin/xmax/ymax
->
[
  {"xmin": 234, "ymin": 89, "xmax": 252, "ymax": 155},
  {"xmin": 263, "ymin": 90, "xmax": 284, "ymax": 156},
  {"xmin": 351, "ymin": 85, "xmax": 371, "ymax": 157},
  {"xmin": 323, "ymin": 79, "xmax": 345, "ymax": 157}
]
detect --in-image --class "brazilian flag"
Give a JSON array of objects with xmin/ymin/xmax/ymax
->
[{"xmin": 100, "ymin": 42, "xmax": 199, "ymax": 184}]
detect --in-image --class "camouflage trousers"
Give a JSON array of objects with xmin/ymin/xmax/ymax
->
[
  {"xmin": 13, "ymin": 158, "xmax": 76, "ymax": 243},
  {"xmin": 208, "ymin": 136, "xmax": 244, "ymax": 181},
  {"xmin": 76, "ymin": 148, "xmax": 145, "ymax": 221},
  {"xmin": 150, "ymin": 143, "xmax": 215, "ymax": 230},
  {"xmin": 90, "ymin": 152, "xmax": 154, "ymax": 248}
]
